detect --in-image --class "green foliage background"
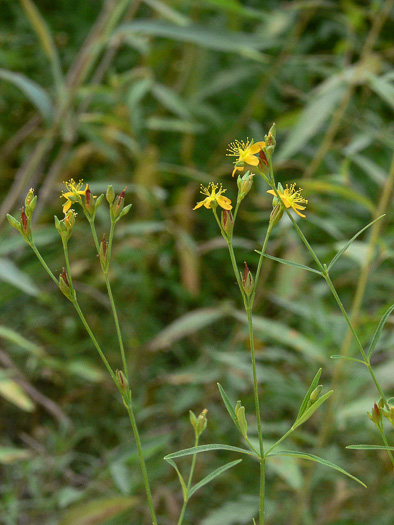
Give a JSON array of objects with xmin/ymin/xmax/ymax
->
[{"xmin": 0, "ymin": 1, "xmax": 393, "ymax": 524}]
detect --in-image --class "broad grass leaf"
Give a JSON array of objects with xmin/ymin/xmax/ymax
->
[
  {"xmin": 148, "ymin": 307, "xmax": 227, "ymax": 350},
  {"xmin": 266, "ymin": 454, "xmax": 302, "ymax": 490},
  {"xmin": 201, "ymin": 495, "xmax": 259, "ymax": 525},
  {"xmin": 233, "ymin": 311, "xmax": 326, "ymax": 362},
  {"xmin": 0, "ymin": 377, "xmax": 35, "ymax": 412},
  {"xmin": 0, "ymin": 258, "xmax": 39, "ymax": 296},
  {"xmin": 278, "ymin": 83, "xmax": 345, "ymax": 160},
  {"xmin": 368, "ymin": 73, "xmax": 394, "ymax": 110},
  {"xmin": 299, "ymin": 180, "xmax": 375, "ymax": 212},
  {"xmin": 115, "ymin": 20, "xmax": 274, "ymax": 59},
  {"xmin": 59, "ymin": 496, "xmax": 138, "ymax": 525},
  {"xmin": 151, "ymin": 83, "xmax": 191, "ymax": 119},
  {"xmin": 0, "ymin": 68, "xmax": 53, "ymax": 121},
  {"xmin": 0, "ymin": 325, "xmax": 44, "ymax": 357},
  {"xmin": 0, "ymin": 447, "xmax": 31, "ymax": 464},
  {"xmin": 143, "ymin": 0, "xmax": 190, "ymax": 26}
]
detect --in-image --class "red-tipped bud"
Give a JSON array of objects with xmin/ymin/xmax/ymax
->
[
  {"xmin": 368, "ymin": 402, "xmax": 383, "ymax": 428},
  {"xmin": 259, "ymin": 149, "xmax": 268, "ymax": 167},
  {"xmin": 242, "ymin": 262, "xmax": 254, "ymax": 297},
  {"xmin": 61, "ymin": 267, "xmax": 69, "ymax": 287},
  {"xmin": 21, "ymin": 207, "xmax": 28, "ymax": 233},
  {"xmin": 59, "ymin": 267, "xmax": 73, "ymax": 300},
  {"xmin": 85, "ymin": 187, "xmax": 91, "ymax": 207},
  {"xmin": 112, "ymin": 187, "xmax": 127, "ymax": 219},
  {"xmin": 99, "ymin": 234, "xmax": 109, "ymax": 272},
  {"xmin": 221, "ymin": 209, "xmax": 234, "ymax": 237}
]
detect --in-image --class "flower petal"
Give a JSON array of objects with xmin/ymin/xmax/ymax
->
[
  {"xmin": 249, "ymin": 142, "xmax": 264, "ymax": 154},
  {"xmin": 244, "ymin": 154, "xmax": 259, "ymax": 166},
  {"xmin": 193, "ymin": 200, "xmax": 206, "ymax": 210},
  {"xmin": 217, "ymin": 195, "xmax": 232, "ymax": 210}
]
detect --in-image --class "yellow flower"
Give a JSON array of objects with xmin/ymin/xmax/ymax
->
[
  {"xmin": 193, "ymin": 182, "xmax": 232, "ymax": 211},
  {"xmin": 267, "ymin": 183, "xmax": 308, "ymax": 218},
  {"xmin": 61, "ymin": 179, "xmax": 91, "ymax": 213},
  {"xmin": 227, "ymin": 139, "xmax": 266, "ymax": 177}
]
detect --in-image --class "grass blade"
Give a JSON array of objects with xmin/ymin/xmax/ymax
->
[
  {"xmin": 164, "ymin": 444, "xmax": 258, "ymax": 460},
  {"xmin": 367, "ymin": 303, "xmax": 394, "ymax": 359},
  {"xmin": 266, "ymin": 450, "xmax": 366, "ymax": 487},
  {"xmin": 255, "ymin": 252, "xmax": 322, "ymax": 275},
  {"xmin": 327, "ymin": 215, "xmax": 385, "ymax": 270}
]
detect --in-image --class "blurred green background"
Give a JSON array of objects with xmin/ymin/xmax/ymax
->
[{"xmin": 0, "ymin": 1, "xmax": 393, "ymax": 524}]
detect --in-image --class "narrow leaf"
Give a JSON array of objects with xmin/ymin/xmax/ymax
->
[
  {"xmin": 327, "ymin": 215, "xmax": 385, "ymax": 270},
  {"xmin": 367, "ymin": 303, "xmax": 394, "ymax": 359},
  {"xmin": 0, "ymin": 69, "xmax": 53, "ymax": 121},
  {"xmin": 267, "ymin": 450, "xmax": 366, "ymax": 487},
  {"xmin": 295, "ymin": 369, "xmax": 322, "ymax": 422},
  {"xmin": 164, "ymin": 444, "xmax": 258, "ymax": 460},
  {"xmin": 217, "ymin": 383, "xmax": 239, "ymax": 429},
  {"xmin": 165, "ymin": 458, "xmax": 188, "ymax": 500},
  {"xmin": 255, "ymin": 252, "xmax": 322, "ymax": 275},
  {"xmin": 330, "ymin": 355, "xmax": 367, "ymax": 365},
  {"xmin": 292, "ymin": 391, "xmax": 333, "ymax": 430},
  {"xmin": 188, "ymin": 459, "xmax": 242, "ymax": 498},
  {"xmin": 346, "ymin": 445, "xmax": 394, "ymax": 451}
]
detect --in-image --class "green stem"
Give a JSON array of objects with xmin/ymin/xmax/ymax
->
[
  {"xmin": 264, "ymin": 426, "xmax": 295, "ymax": 457},
  {"xmin": 212, "ymin": 207, "xmax": 246, "ymax": 306},
  {"xmin": 247, "ymin": 305, "xmax": 265, "ymax": 524},
  {"xmin": 177, "ymin": 435, "xmax": 199, "ymax": 525},
  {"xmin": 377, "ymin": 426, "xmax": 394, "ymax": 467},
  {"xmin": 251, "ymin": 224, "xmax": 272, "ymax": 307},
  {"xmin": 88, "ymin": 217, "xmax": 129, "ymax": 380},
  {"xmin": 126, "ymin": 401, "xmax": 159, "ymax": 525},
  {"xmin": 30, "ymin": 242, "xmax": 59, "ymax": 286}
]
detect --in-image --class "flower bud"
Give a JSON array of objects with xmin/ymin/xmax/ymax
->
[
  {"xmin": 24, "ymin": 189, "xmax": 37, "ymax": 219},
  {"xmin": 25, "ymin": 188, "xmax": 35, "ymax": 208},
  {"xmin": 237, "ymin": 172, "xmax": 254, "ymax": 202},
  {"xmin": 20, "ymin": 207, "xmax": 32, "ymax": 241},
  {"xmin": 117, "ymin": 203, "xmax": 132, "ymax": 220},
  {"xmin": 388, "ymin": 406, "xmax": 394, "ymax": 425},
  {"xmin": 259, "ymin": 149, "xmax": 269, "ymax": 169},
  {"xmin": 99, "ymin": 234, "xmax": 109, "ymax": 272},
  {"xmin": 6, "ymin": 214, "xmax": 22, "ymax": 233},
  {"xmin": 235, "ymin": 402, "xmax": 248, "ymax": 438},
  {"xmin": 116, "ymin": 369, "xmax": 129, "ymax": 395},
  {"xmin": 106, "ymin": 185, "xmax": 115, "ymax": 204},
  {"xmin": 269, "ymin": 204, "xmax": 284, "ymax": 227},
  {"xmin": 196, "ymin": 409, "xmax": 208, "ymax": 436},
  {"xmin": 368, "ymin": 403, "xmax": 383, "ymax": 429},
  {"xmin": 309, "ymin": 385, "xmax": 323, "ymax": 404},
  {"xmin": 221, "ymin": 209, "xmax": 234, "ymax": 237},
  {"xmin": 59, "ymin": 268, "xmax": 73, "ymax": 300},
  {"xmin": 112, "ymin": 188, "xmax": 127, "ymax": 219},
  {"xmin": 190, "ymin": 409, "xmax": 208, "ymax": 438},
  {"xmin": 242, "ymin": 262, "xmax": 254, "ymax": 297}
]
